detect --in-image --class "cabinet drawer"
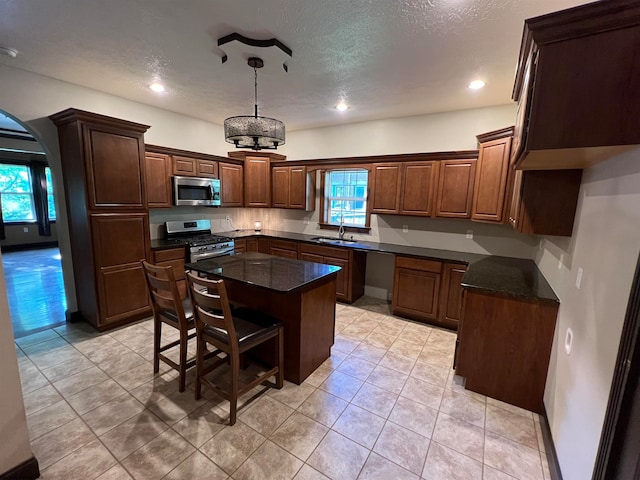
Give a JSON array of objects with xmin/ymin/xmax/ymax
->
[
  {"xmin": 153, "ymin": 247, "xmax": 186, "ymax": 263},
  {"xmin": 270, "ymin": 239, "xmax": 298, "ymax": 252},
  {"xmin": 299, "ymin": 243, "xmax": 349, "ymax": 260},
  {"xmin": 395, "ymin": 256, "xmax": 442, "ymax": 273}
]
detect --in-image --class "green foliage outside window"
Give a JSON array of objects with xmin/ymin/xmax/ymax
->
[{"xmin": 0, "ymin": 164, "xmax": 36, "ymax": 222}]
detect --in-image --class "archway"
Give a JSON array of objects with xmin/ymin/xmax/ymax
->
[{"xmin": 0, "ymin": 110, "xmax": 68, "ymax": 337}]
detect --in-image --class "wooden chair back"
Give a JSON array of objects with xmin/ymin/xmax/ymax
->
[
  {"xmin": 142, "ymin": 260, "xmax": 189, "ymax": 329},
  {"xmin": 185, "ymin": 271, "xmax": 238, "ymax": 348}
]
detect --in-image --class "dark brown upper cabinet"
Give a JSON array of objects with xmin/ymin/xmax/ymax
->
[
  {"xmin": 400, "ymin": 161, "xmax": 438, "ymax": 217},
  {"xmin": 471, "ymin": 127, "xmax": 514, "ymax": 223},
  {"xmin": 434, "ymin": 159, "xmax": 477, "ymax": 219},
  {"xmin": 219, "ymin": 162, "xmax": 244, "ymax": 207},
  {"xmin": 512, "ymin": 0, "xmax": 640, "ymax": 169},
  {"xmin": 228, "ymin": 151, "xmax": 285, "ymax": 208},
  {"xmin": 370, "ymin": 163, "xmax": 402, "ymax": 214},
  {"xmin": 144, "ymin": 152, "xmax": 172, "ymax": 208},
  {"xmin": 272, "ymin": 165, "xmax": 315, "ymax": 210}
]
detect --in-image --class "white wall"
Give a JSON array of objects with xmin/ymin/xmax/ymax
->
[
  {"xmin": 279, "ymin": 104, "xmax": 517, "ymax": 159},
  {"xmin": 535, "ymin": 149, "xmax": 640, "ymax": 480},
  {"xmin": 0, "ymin": 255, "xmax": 33, "ymax": 474}
]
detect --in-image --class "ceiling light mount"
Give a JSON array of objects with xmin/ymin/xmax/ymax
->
[{"xmin": 221, "ymin": 34, "xmax": 291, "ymax": 151}]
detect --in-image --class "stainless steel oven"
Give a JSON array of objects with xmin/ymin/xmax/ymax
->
[{"xmin": 164, "ymin": 219, "xmax": 234, "ymax": 262}]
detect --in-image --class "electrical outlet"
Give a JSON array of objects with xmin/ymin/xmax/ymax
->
[
  {"xmin": 225, "ymin": 215, "xmax": 231, "ymax": 222},
  {"xmin": 576, "ymin": 267, "xmax": 584, "ymax": 289},
  {"xmin": 304, "ymin": 219, "xmax": 310, "ymax": 225},
  {"xmin": 402, "ymin": 225, "xmax": 408, "ymax": 233},
  {"xmin": 466, "ymin": 230, "xmax": 473, "ymax": 239},
  {"xmin": 23, "ymin": 227, "xmax": 28, "ymax": 233}
]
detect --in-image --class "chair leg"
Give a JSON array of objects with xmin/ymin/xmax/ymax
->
[
  {"xmin": 178, "ymin": 330, "xmax": 188, "ymax": 392},
  {"xmin": 230, "ymin": 354, "xmax": 239, "ymax": 426},
  {"xmin": 153, "ymin": 318, "xmax": 161, "ymax": 374},
  {"xmin": 194, "ymin": 334, "xmax": 204, "ymax": 401},
  {"xmin": 276, "ymin": 327, "xmax": 284, "ymax": 389}
]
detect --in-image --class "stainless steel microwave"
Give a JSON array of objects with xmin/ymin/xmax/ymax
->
[{"xmin": 173, "ymin": 176, "xmax": 221, "ymax": 206}]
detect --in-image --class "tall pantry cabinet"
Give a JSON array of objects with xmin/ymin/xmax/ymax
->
[{"xmin": 50, "ymin": 109, "xmax": 152, "ymax": 331}]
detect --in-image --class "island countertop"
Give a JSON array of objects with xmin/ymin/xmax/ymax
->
[{"xmin": 184, "ymin": 252, "xmax": 340, "ymax": 293}]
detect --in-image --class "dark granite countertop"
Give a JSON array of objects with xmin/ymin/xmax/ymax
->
[
  {"xmin": 154, "ymin": 228, "xmax": 558, "ymax": 303},
  {"xmin": 184, "ymin": 252, "xmax": 340, "ymax": 293}
]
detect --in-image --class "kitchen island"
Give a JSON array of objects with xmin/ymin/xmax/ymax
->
[{"xmin": 184, "ymin": 252, "xmax": 340, "ymax": 384}]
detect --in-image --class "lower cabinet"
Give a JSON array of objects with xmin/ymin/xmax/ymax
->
[
  {"xmin": 455, "ymin": 289, "xmax": 559, "ymax": 413},
  {"xmin": 90, "ymin": 213, "xmax": 151, "ymax": 329},
  {"xmin": 246, "ymin": 238, "xmax": 259, "ymax": 252},
  {"xmin": 233, "ymin": 238, "xmax": 246, "ymax": 254},
  {"xmin": 392, "ymin": 256, "xmax": 467, "ymax": 330},
  {"xmin": 437, "ymin": 263, "xmax": 467, "ymax": 329},
  {"xmin": 299, "ymin": 243, "xmax": 366, "ymax": 303},
  {"xmin": 392, "ymin": 256, "xmax": 442, "ymax": 321},
  {"xmin": 270, "ymin": 239, "xmax": 299, "ymax": 259},
  {"xmin": 152, "ymin": 247, "xmax": 187, "ymax": 298}
]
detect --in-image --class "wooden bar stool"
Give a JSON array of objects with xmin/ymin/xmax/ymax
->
[
  {"xmin": 142, "ymin": 260, "xmax": 199, "ymax": 392},
  {"xmin": 186, "ymin": 271, "xmax": 284, "ymax": 425}
]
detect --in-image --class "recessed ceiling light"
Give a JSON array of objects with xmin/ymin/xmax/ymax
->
[
  {"xmin": 149, "ymin": 83, "xmax": 165, "ymax": 93},
  {"xmin": 468, "ymin": 80, "xmax": 486, "ymax": 90},
  {"xmin": 0, "ymin": 46, "xmax": 18, "ymax": 58},
  {"xmin": 335, "ymin": 102, "xmax": 349, "ymax": 111}
]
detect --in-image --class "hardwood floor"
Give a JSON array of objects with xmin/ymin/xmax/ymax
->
[{"xmin": 2, "ymin": 247, "xmax": 67, "ymax": 338}]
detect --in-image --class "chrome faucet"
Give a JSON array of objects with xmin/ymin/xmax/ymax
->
[{"xmin": 338, "ymin": 215, "xmax": 345, "ymax": 240}]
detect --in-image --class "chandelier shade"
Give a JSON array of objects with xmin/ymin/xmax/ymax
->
[
  {"xmin": 224, "ymin": 115, "xmax": 285, "ymax": 150},
  {"xmin": 224, "ymin": 57, "xmax": 285, "ymax": 150}
]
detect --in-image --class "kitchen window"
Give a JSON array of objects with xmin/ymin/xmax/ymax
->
[{"xmin": 320, "ymin": 168, "xmax": 370, "ymax": 230}]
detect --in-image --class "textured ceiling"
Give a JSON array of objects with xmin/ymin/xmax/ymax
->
[{"xmin": 0, "ymin": 0, "xmax": 588, "ymax": 131}]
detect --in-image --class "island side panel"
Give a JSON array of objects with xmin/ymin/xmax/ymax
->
[
  {"xmin": 456, "ymin": 289, "xmax": 559, "ymax": 413},
  {"xmin": 298, "ymin": 276, "xmax": 337, "ymax": 382}
]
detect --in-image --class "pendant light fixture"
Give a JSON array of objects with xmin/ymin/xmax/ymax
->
[{"xmin": 224, "ymin": 57, "xmax": 285, "ymax": 150}]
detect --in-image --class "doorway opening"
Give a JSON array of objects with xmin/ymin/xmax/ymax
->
[{"xmin": 0, "ymin": 110, "xmax": 67, "ymax": 338}]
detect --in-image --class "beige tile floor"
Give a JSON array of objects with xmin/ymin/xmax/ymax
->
[{"xmin": 15, "ymin": 297, "xmax": 552, "ymax": 480}]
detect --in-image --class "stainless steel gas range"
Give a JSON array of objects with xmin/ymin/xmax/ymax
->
[{"xmin": 164, "ymin": 219, "xmax": 234, "ymax": 262}]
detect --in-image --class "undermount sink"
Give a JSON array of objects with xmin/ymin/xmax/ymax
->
[{"xmin": 310, "ymin": 236, "xmax": 357, "ymax": 245}]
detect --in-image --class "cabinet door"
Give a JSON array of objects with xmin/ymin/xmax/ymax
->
[
  {"xmin": 508, "ymin": 170, "xmax": 524, "ymax": 230},
  {"xmin": 145, "ymin": 153, "xmax": 172, "ymax": 208},
  {"xmin": 233, "ymin": 239, "xmax": 247, "ymax": 254},
  {"xmin": 324, "ymin": 256, "xmax": 349, "ymax": 300},
  {"xmin": 400, "ymin": 162, "xmax": 438, "ymax": 216},
  {"xmin": 371, "ymin": 163, "xmax": 401, "ymax": 214},
  {"xmin": 435, "ymin": 159, "xmax": 477, "ymax": 218},
  {"xmin": 438, "ymin": 263, "xmax": 467, "ymax": 329},
  {"xmin": 472, "ymin": 137, "xmax": 512, "ymax": 223},
  {"xmin": 152, "ymin": 248, "xmax": 187, "ymax": 299},
  {"xmin": 91, "ymin": 213, "xmax": 151, "ymax": 326},
  {"xmin": 196, "ymin": 160, "xmax": 218, "ymax": 178},
  {"xmin": 258, "ymin": 238, "xmax": 271, "ymax": 253},
  {"xmin": 173, "ymin": 156, "xmax": 196, "ymax": 176},
  {"xmin": 289, "ymin": 166, "xmax": 308, "ymax": 209},
  {"xmin": 392, "ymin": 268, "xmax": 440, "ymax": 320},
  {"xmin": 272, "ymin": 167, "xmax": 290, "ymax": 208},
  {"xmin": 219, "ymin": 163, "xmax": 244, "ymax": 207},
  {"xmin": 83, "ymin": 124, "xmax": 146, "ymax": 209},
  {"xmin": 246, "ymin": 238, "xmax": 259, "ymax": 252},
  {"xmin": 244, "ymin": 156, "xmax": 271, "ymax": 207}
]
